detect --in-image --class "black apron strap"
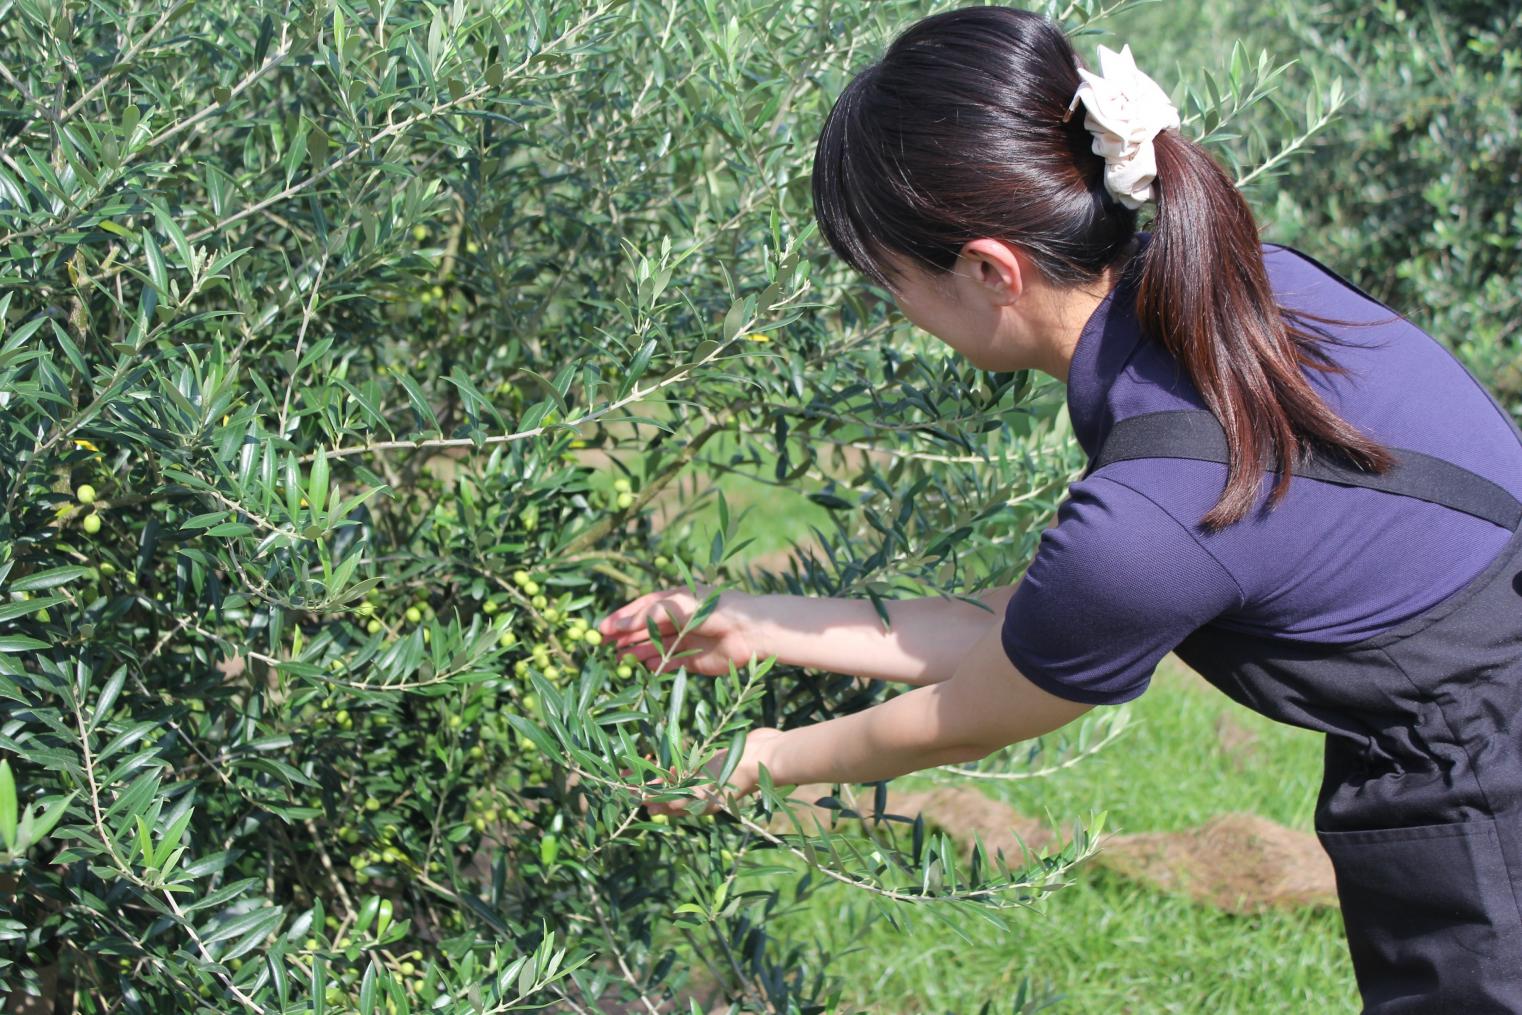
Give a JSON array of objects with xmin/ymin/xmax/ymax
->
[{"xmin": 1089, "ymin": 409, "xmax": 1522, "ymax": 531}]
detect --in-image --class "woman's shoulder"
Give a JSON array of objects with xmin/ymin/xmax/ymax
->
[
  {"xmin": 1259, "ymin": 240, "xmax": 1406, "ymax": 326},
  {"xmin": 1258, "ymin": 241, "xmax": 1522, "ymax": 501}
]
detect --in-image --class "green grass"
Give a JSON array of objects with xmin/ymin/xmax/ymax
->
[
  {"xmin": 721, "ymin": 664, "xmax": 1358, "ymax": 1013},
  {"xmin": 924, "ymin": 659, "xmax": 1324, "ymax": 836},
  {"xmin": 761, "ymin": 862, "xmax": 1355, "ymax": 1014}
]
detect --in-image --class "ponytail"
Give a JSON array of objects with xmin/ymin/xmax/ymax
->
[
  {"xmin": 809, "ymin": 5, "xmax": 1395, "ymax": 531},
  {"xmin": 1138, "ymin": 131, "xmax": 1394, "ymax": 530}
]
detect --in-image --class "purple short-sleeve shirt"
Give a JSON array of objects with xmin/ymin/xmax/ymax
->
[{"xmin": 1000, "ymin": 236, "xmax": 1522, "ymax": 705}]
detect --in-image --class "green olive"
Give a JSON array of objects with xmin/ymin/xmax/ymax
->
[
  {"xmin": 75, "ymin": 483, "xmax": 97, "ymax": 505},
  {"xmin": 82, "ymin": 512, "xmax": 101, "ymax": 534},
  {"xmin": 405, "ymin": 606, "xmax": 422, "ymax": 624}
]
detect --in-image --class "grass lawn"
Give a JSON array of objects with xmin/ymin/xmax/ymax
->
[{"xmin": 733, "ymin": 661, "xmax": 1358, "ymax": 1013}]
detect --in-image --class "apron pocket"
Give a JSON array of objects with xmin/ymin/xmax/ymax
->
[{"xmin": 1318, "ymin": 816, "xmax": 1522, "ymax": 1012}]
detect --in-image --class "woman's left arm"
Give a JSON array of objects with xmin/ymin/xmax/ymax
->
[{"xmin": 642, "ymin": 617, "xmax": 1094, "ymax": 814}]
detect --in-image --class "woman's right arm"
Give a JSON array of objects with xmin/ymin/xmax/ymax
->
[{"xmin": 601, "ymin": 584, "xmax": 1017, "ymax": 688}]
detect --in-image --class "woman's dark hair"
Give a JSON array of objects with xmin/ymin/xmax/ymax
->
[{"xmin": 810, "ymin": 6, "xmax": 1394, "ymax": 530}]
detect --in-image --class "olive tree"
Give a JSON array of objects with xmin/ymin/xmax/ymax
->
[{"xmin": 0, "ymin": 0, "xmax": 1338, "ymax": 1010}]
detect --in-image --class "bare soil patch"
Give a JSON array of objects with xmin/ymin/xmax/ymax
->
[
  {"xmin": 761, "ymin": 782, "xmax": 1337, "ymax": 915},
  {"xmin": 1100, "ymin": 812, "xmax": 1338, "ymax": 913}
]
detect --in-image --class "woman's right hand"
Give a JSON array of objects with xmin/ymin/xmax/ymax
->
[{"xmin": 598, "ymin": 584, "xmax": 767, "ymax": 676}]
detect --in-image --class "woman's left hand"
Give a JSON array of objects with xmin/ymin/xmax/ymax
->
[{"xmin": 636, "ymin": 726, "xmax": 786, "ymax": 817}]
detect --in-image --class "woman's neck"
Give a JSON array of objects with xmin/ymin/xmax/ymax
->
[{"xmin": 1041, "ymin": 237, "xmax": 1139, "ymax": 383}]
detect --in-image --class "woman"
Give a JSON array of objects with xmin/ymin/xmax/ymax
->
[{"xmin": 597, "ymin": 7, "xmax": 1522, "ymax": 1009}]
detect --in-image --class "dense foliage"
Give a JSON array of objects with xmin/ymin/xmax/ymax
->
[
  {"xmin": 0, "ymin": 0, "xmax": 1409, "ymax": 1011},
  {"xmin": 1253, "ymin": 0, "xmax": 1522, "ymax": 420}
]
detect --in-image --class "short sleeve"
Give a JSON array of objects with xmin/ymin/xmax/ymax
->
[{"xmin": 1001, "ymin": 476, "xmax": 1245, "ymax": 705}]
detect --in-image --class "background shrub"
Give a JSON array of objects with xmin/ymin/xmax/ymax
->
[{"xmin": 1248, "ymin": 0, "xmax": 1522, "ymax": 420}]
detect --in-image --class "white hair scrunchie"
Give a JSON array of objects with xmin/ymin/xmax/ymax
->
[{"xmin": 1065, "ymin": 43, "xmax": 1180, "ymax": 210}]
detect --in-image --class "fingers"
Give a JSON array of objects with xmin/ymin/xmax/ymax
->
[
  {"xmin": 614, "ymin": 751, "xmax": 721, "ymax": 821},
  {"xmin": 619, "ymin": 754, "xmax": 723, "ymax": 817},
  {"xmin": 607, "ymin": 620, "xmax": 699, "ymax": 658},
  {"xmin": 643, "ymin": 786, "xmax": 721, "ymax": 817},
  {"xmin": 597, "ymin": 591, "xmax": 652, "ymax": 634},
  {"xmin": 598, "ymin": 588, "xmax": 696, "ymax": 638}
]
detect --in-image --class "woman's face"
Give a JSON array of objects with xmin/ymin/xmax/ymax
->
[{"xmin": 882, "ymin": 243, "xmax": 1045, "ymax": 374}]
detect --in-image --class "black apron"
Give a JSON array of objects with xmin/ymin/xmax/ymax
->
[{"xmin": 1089, "ymin": 408, "xmax": 1522, "ymax": 1012}]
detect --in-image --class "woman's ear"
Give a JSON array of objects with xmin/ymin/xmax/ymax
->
[{"xmin": 960, "ymin": 238, "xmax": 1024, "ymax": 306}]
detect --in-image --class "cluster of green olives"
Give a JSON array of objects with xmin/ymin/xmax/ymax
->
[
  {"xmin": 75, "ymin": 483, "xmax": 103, "ymax": 534},
  {"xmin": 352, "ymin": 590, "xmax": 433, "ymax": 642},
  {"xmin": 465, "ymin": 788, "xmax": 525, "ymax": 833},
  {"xmin": 610, "ymin": 475, "xmax": 635, "ymax": 510}
]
